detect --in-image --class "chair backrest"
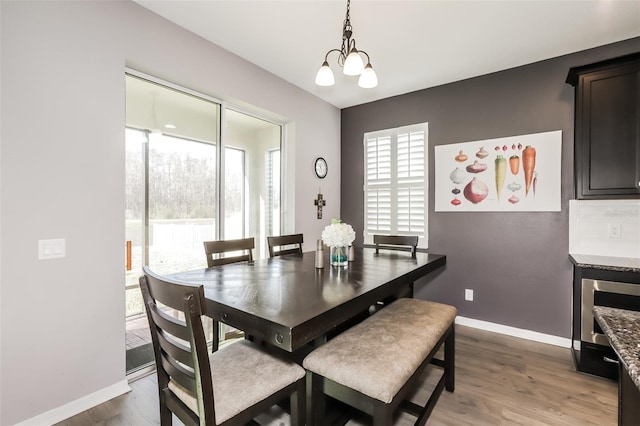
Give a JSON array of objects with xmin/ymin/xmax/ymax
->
[
  {"xmin": 139, "ymin": 266, "xmax": 216, "ymax": 425},
  {"xmin": 267, "ymin": 234, "xmax": 303, "ymax": 258},
  {"xmin": 373, "ymin": 235, "xmax": 418, "ymax": 258},
  {"xmin": 203, "ymin": 237, "xmax": 255, "ymax": 267}
]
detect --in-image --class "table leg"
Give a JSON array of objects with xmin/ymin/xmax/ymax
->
[{"xmin": 306, "ymin": 335, "xmax": 328, "ymax": 425}]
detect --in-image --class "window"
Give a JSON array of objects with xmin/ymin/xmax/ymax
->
[{"xmin": 363, "ymin": 123, "xmax": 428, "ymax": 247}]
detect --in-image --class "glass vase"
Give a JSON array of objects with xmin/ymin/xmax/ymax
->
[{"xmin": 330, "ymin": 246, "xmax": 348, "ymax": 267}]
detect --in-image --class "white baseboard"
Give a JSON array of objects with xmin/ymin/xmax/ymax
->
[
  {"xmin": 455, "ymin": 316, "xmax": 572, "ymax": 348},
  {"xmin": 16, "ymin": 380, "xmax": 131, "ymax": 426}
]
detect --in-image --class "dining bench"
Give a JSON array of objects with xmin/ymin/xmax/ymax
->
[{"xmin": 303, "ymin": 297, "xmax": 456, "ymax": 426}]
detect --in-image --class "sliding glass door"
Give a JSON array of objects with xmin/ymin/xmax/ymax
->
[
  {"xmin": 125, "ymin": 73, "xmax": 282, "ymax": 374},
  {"xmin": 147, "ymin": 133, "xmax": 217, "ymax": 274}
]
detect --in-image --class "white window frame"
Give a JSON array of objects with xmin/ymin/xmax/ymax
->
[{"xmin": 363, "ymin": 123, "xmax": 428, "ymax": 248}]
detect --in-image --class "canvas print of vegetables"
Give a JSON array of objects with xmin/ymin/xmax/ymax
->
[{"xmin": 434, "ymin": 130, "xmax": 561, "ymax": 212}]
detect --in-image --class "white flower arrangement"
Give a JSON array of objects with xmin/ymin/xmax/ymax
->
[{"xmin": 321, "ymin": 218, "xmax": 356, "ymax": 248}]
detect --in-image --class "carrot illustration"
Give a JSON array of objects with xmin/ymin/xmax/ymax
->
[
  {"xmin": 523, "ymin": 145, "xmax": 536, "ymax": 195},
  {"xmin": 495, "ymin": 155, "xmax": 507, "ymax": 200},
  {"xmin": 509, "ymin": 155, "xmax": 520, "ymax": 175}
]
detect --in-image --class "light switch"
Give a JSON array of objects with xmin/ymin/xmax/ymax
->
[{"xmin": 39, "ymin": 238, "xmax": 66, "ymax": 260}]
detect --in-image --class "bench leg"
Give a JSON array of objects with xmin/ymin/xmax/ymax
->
[
  {"xmin": 373, "ymin": 403, "xmax": 393, "ymax": 426},
  {"xmin": 290, "ymin": 379, "xmax": 305, "ymax": 426},
  {"xmin": 444, "ymin": 324, "xmax": 455, "ymax": 392}
]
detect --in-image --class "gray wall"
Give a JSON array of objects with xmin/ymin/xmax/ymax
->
[{"xmin": 341, "ymin": 37, "xmax": 640, "ymax": 338}]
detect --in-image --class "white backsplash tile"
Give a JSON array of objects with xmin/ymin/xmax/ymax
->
[{"xmin": 569, "ymin": 199, "xmax": 640, "ymax": 258}]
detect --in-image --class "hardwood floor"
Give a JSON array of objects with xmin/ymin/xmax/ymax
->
[{"xmin": 55, "ymin": 325, "xmax": 617, "ymax": 426}]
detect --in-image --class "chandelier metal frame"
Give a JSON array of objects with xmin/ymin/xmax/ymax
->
[{"xmin": 315, "ymin": 0, "xmax": 378, "ymax": 88}]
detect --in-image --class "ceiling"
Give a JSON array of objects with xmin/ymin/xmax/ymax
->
[{"xmin": 134, "ymin": 0, "xmax": 640, "ymax": 109}]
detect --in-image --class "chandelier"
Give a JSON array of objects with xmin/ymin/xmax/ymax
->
[{"xmin": 315, "ymin": 0, "xmax": 378, "ymax": 88}]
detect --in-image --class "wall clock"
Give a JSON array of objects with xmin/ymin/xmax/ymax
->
[{"xmin": 314, "ymin": 157, "xmax": 328, "ymax": 179}]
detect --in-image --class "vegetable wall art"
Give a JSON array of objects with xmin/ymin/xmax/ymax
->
[{"xmin": 434, "ymin": 130, "xmax": 561, "ymax": 212}]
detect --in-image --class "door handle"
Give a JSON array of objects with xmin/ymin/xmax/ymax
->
[
  {"xmin": 603, "ymin": 356, "xmax": 619, "ymax": 364},
  {"xmin": 126, "ymin": 240, "xmax": 132, "ymax": 271}
]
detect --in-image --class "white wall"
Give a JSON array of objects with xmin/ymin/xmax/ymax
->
[{"xmin": 0, "ymin": 1, "xmax": 340, "ymax": 424}]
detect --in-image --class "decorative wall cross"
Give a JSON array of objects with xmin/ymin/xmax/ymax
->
[{"xmin": 314, "ymin": 193, "xmax": 326, "ymax": 219}]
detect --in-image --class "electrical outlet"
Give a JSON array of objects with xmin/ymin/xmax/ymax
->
[
  {"xmin": 465, "ymin": 289, "xmax": 474, "ymax": 301},
  {"xmin": 608, "ymin": 223, "xmax": 621, "ymax": 240}
]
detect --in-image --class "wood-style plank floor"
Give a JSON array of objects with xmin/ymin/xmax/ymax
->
[{"xmin": 55, "ymin": 325, "xmax": 618, "ymax": 426}]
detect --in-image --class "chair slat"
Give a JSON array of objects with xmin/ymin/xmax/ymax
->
[
  {"xmin": 160, "ymin": 355, "xmax": 197, "ymax": 395},
  {"xmin": 276, "ymin": 247, "xmax": 302, "ymax": 257},
  {"xmin": 203, "ymin": 238, "xmax": 255, "ymax": 268},
  {"xmin": 373, "ymin": 235, "xmax": 418, "ymax": 258},
  {"xmin": 267, "ymin": 234, "xmax": 303, "ymax": 258},
  {"xmin": 157, "ymin": 329, "xmax": 193, "ymax": 368},
  {"xmin": 209, "ymin": 254, "xmax": 252, "ymax": 267},
  {"xmin": 148, "ymin": 304, "xmax": 190, "ymax": 341},
  {"xmin": 142, "ymin": 274, "xmax": 203, "ymax": 311}
]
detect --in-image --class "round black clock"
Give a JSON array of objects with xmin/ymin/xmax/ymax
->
[{"xmin": 314, "ymin": 157, "xmax": 328, "ymax": 179}]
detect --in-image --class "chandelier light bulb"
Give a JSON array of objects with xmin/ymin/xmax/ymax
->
[
  {"xmin": 358, "ymin": 63, "xmax": 378, "ymax": 88},
  {"xmin": 315, "ymin": 61, "xmax": 335, "ymax": 86},
  {"xmin": 343, "ymin": 49, "xmax": 365, "ymax": 76}
]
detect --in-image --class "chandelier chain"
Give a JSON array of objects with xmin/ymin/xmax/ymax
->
[{"xmin": 344, "ymin": 0, "xmax": 351, "ymax": 38}]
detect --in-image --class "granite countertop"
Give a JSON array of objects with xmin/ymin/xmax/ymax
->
[
  {"xmin": 593, "ymin": 306, "xmax": 640, "ymax": 390},
  {"xmin": 570, "ymin": 254, "xmax": 640, "ymax": 273}
]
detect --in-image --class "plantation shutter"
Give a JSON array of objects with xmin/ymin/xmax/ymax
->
[
  {"xmin": 363, "ymin": 123, "xmax": 428, "ymax": 247},
  {"xmin": 397, "ymin": 129, "xmax": 426, "ymax": 234},
  {"xmin": 365, "ymin": 134, "xmax": 392, "ymax": 233}
]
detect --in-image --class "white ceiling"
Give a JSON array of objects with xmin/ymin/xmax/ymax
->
[{"xmin": 134, "ymin": 0, "xmax": 640, "ymax": 109}]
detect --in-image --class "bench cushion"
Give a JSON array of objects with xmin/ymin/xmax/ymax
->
[{"xmin": 303, "ymin": 298, "xmax": 456, "ymax": 404}]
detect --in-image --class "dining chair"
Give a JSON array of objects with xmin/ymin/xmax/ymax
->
[
  {"xmin": 373, "ymin": 235, "xmax": 419, "ymax": 306},
  {"xmin": 203, "ymin": 237, "xmax": 255, "ymax": 349},
  {"xmin": 139, "ymin": 266, "xmax": 306, "ymax": 426},
  {"xmin": 203, "ymin": 237, "xmax": 254, "ymax": 267},
  {"xmin": 267, "ymin": 233, "xmax": 303, "ymax": 258},
  {"xmin": 373, "ymin": 234, "xmax": 419, "ymax": 258}
]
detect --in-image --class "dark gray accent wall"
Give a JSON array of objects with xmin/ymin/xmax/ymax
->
[{"xmin": 341, "ymin": 38, "xmax": 640, "ymax": 338}]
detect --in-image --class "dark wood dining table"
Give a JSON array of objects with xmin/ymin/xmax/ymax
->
[{"xmin": 169, "ymin": 247, "xmax": 446, "ymax": 355}]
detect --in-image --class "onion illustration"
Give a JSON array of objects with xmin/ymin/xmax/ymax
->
[
  {"xmin": 507, "ymin": 182, "xmax": 521, "ymax": 192},
  {"xmin": 466, "ymin": 160, "xmax": 487, "ymax": 173},
  {"xmin": 463, "ymin": 178, "xmax": 489, "ymax": 204},
  {"xmin": 475, "ymin": 147, "xmax": 489, "ymax": 159},
  {"xmin": 449, "ymin": 167, "xmax": 466, "ymax": 185}
]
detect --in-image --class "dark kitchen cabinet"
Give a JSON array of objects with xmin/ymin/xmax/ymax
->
[
  {"xmin": 619, "ymin": 362, "xmax": 640, "ymax": 426},
  {"xmin": 567, "ymin": 53, "xmax": 640, "ymax": 199}
]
